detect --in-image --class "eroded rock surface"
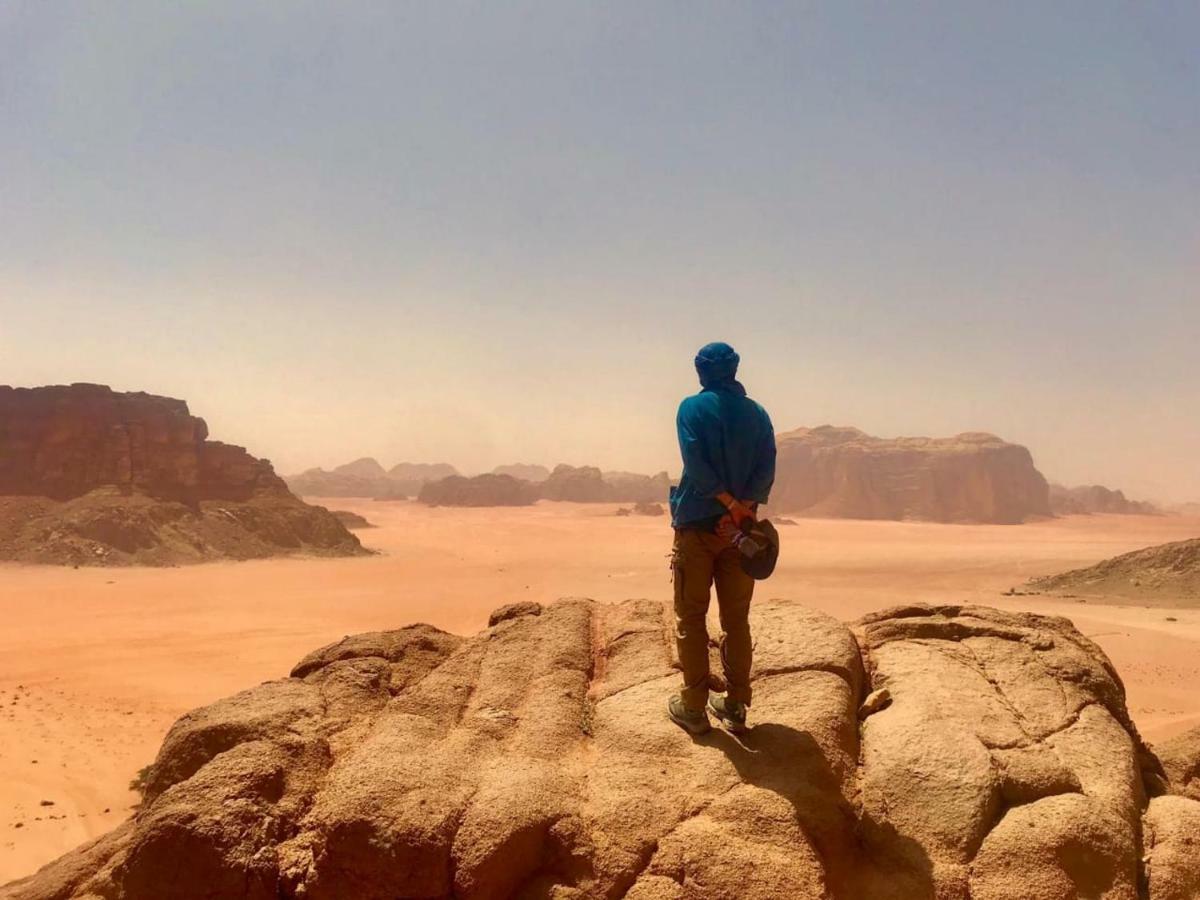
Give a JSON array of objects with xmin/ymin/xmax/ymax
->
[
  {"xmin": 5, "ymin": 602, "xmax": 1198, "ymax": 900},
  {"xmin": 770, "ymin": 426, "xmax": 1051, "ymax": 524},
  {"xmin": 853, "ymin": 605, "xmax": 1168, "ymax": 900},
  {"xmin": 1156, "ymin": 725, "xmax": 1200, "ymax": 802}
]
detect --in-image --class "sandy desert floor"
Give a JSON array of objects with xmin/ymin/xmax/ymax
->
[{"xmin": 2, "ymin": 501, "xmax": 1198, "ymax": 883}]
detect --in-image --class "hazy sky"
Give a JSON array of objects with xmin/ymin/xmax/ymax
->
[{"xmin": 3, "ymin": 3, "xmax": 1198, "ymax": 500}]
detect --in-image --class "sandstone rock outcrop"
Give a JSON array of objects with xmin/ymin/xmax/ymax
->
[
  {"xmin": 603, "ymin": 471, "xmax": 672, "ymax": 505},
  {"xmin": 538, "ymin": 464, "xmax": 613, "ymax": 502},
  {"xmin": 6, "ymin": 600, "xmax": 1196, "ymax": 900},
  {"xmin": 358, "ymin": 464, "xmax": 671, "ymax": 508},
  {"xmin": 769, "ymin": 426, "xmax": 1051, "ymax": 524},
  {"xmin": 1029, "ymin": 537, "xmax": 1200, "ymax": 605},
  {"xmin": 329, "ymin": 510, "xmax": 374, "ymax": 529},
  {"xmin": 389, "ymin": 462, "xmax": 458, "ymax": 483},
  {"xmin": 493, "ymin": 464, "xmax": 551, "ymax": 483},
  {"xmin": 287, "ymin": 458, "xmax": 396, "ymax": 498},
  {"xmin": 334, "ymin": 457, "xmax": 390, "ymax": 479},
  {"xmin": 1049, "ymin": 484, "xmax": 1160, "ymax": 516},
  {"xmin": 1155, "ymin": 725, "xmax": 1200, "ymax": 802},
  {"xmin": 286, "ymin": 459, "xmax": 459, "ymax": 499},
  {"xmin": 534, "ymin": 466, "xmax": 670, "ymax": 505},
  {"xmin": 418, "ymin": 473, "xmax": 539, "ymax": 507},
  {"xmin": 0, "ymin": 384, "xmax": 284, "ymax": 501},
  {"xmin": 1143, "ymin": 726, "xmax": 1200, "ymax": 900},
  {"xmin": 388, "ymin": 463, "xmax": 460, "ymax": 497},
  {"xmin": 0, "ymin": 385, "xmax": 363, "ymax": 565}
]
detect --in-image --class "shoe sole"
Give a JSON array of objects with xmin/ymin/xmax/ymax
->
[{"xmin": 668, "ymin": 708, "xmax": 712, "ymax": 735}]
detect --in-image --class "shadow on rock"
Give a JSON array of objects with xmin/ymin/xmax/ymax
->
[{"xmin": 700, "ymin": 722, "xmax": 936, "ymax": 899}]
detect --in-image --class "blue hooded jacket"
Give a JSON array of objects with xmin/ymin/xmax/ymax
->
[{"xmin": 670, "ymin": 343, "xmax": 776, "ymax": 529}]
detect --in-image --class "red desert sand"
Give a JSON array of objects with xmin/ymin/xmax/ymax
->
[{"xmin": 1, "ymin": 502, "xmax": 1199, "ymax": 883}]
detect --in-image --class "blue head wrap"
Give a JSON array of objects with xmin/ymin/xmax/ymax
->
[{"xmin": 694, "ymin": 342, "xmax": 741, "ymax": 389}]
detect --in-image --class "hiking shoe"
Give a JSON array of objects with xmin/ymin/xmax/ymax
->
[
  {"xmin": 668, "ymin": 695, "xmax": 711, "ymax": 735},
  {"xmin": 708, "ymin": 694, "xmax": 747, "ymax": 733}
]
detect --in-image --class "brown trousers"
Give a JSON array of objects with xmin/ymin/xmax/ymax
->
[{"xmin": 672, "ymin": 527, "xmax": 754, "ymax": 710}]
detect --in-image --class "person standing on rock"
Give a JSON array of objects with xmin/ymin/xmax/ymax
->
[{"xmin": 668, "ymin": 342, "xmax": 776, "ymax": 734}]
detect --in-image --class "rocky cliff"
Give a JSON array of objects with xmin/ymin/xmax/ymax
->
[
  {"xmin": 5, "ymin": 600, "xmax": 1197, "ymax": 900},
  {"xmin": 0, "ymin": 384, "xmax": 287, "ymax": 502},
  {"xmin": 0, "ymin": 385, "xmax": 363, "ymax": 565},
  {"xmin": 769, "ymin": 426, "xmax": 1051, "ymax": 524}
]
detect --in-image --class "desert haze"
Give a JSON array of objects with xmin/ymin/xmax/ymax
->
[
  {"xmin": 5, "ymin": 4, "xmax": 1200, "ymax": 897},
  {"xmin": 2, "ymin": 390, "xmax": 1198, "ymax": 896},
  {"xmin": 2, "ymin": 499, "xmax": 1199, "ymax": 884}
]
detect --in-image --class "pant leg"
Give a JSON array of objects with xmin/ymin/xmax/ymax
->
[
  {"xmin": 672, "ymin": 528, "xmax": 715, "ymax": 710},
  {"xmin": 711, "ymin": 534, "xmax": 755, "ymax": 705}
]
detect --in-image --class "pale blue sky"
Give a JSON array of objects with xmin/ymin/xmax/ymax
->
[{"xmin": 2, "ymin": 2, "xmax": 1197, "ymax": 499}]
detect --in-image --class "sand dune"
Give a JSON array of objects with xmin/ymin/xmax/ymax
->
[{"xmin": 2, "ymin": 502, "xmax": 1198, "ymax": 882}]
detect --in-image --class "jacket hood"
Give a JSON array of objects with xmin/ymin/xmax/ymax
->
[{"xmin": 694, "ymin": 342, "xmax": 740, "ymax": 389}]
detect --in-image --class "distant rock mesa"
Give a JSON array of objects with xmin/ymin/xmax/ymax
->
[
  {"xmin": 770, "ymin": 426, "xmax": 1051, "ymax": 524},
  {"xmin": 0, "ymin": 384, "xmax": 364, "ymax": 565},
  {"xmin": 4, "ymin": 600, "xmax": 1197, "ymax": 899},
  {"xmin": 416, "ymin": 467, "xmax": 673, "ymax": 508},
  {"xmin": 417, "ymin": 473, "xmax": 539, "ymax": 507},
  {"xmin": 539, "ymin": 464, "xmax": 614, "ymax": 502},
  {"xmin": 602, "ymin": 470, "xmax": 672, "ymax": 504},
  {"xmin": 286, "ymin": 459, "xmax": 459, "ymax": 500},
  {"xmin": 492, "ymin": 463, "xmax": 551, "ymax": 483},
  {"xmin": 1049, "ymin": 484, "xmax": 1160, "ymax": 516}
]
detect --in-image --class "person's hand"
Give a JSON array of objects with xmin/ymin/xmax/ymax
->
[
  {"xmin": 716, "ymin": 491, "xmax": 756, "ymax": 526},
  {"xmin": 727, "ymin": 499, "xmax": 756, "ymax": 527}
]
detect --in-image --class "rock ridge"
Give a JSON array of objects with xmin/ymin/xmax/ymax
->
[
  {"xmin": 1029, "ymin": 537, "xmax": 1200, "ymax": 605},
  {"xmin": 4, "ymin": 600, "xmax": 1198, "ymax": 899}
]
